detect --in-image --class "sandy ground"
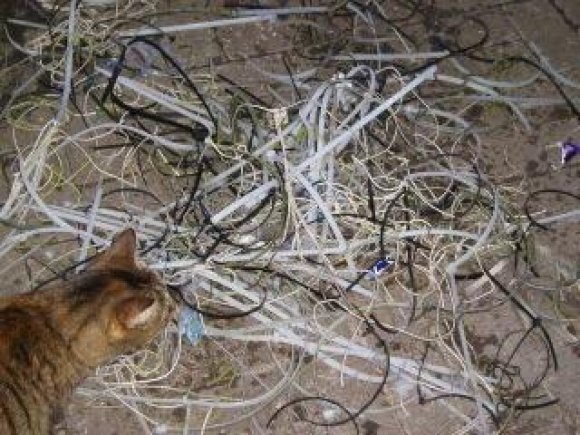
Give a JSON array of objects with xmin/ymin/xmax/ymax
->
[{"xmin": 0, "ymin": 0, "xmax": 579, "ymax": 434}]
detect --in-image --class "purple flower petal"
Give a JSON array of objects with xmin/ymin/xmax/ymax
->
[
  {"xmin": 560, "ymin": 140, "xmax": 580, "ymax": 164},
  {"xmin": 367, "ymin": 257, "xmax": 395, "ymax": 280}
]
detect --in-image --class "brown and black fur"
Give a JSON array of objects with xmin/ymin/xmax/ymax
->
[{"xmin": 0, "ymin": 229, "xmax": 175, "ymax": 434}]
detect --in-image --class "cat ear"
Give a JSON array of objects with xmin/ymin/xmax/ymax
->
[
  {"xmin": 88, "ymin": 228, "xmax": 137, "ymax": 270},
  {"xmin": 115, "ymin": 296, "xmax": 159, "ymax": 330}
]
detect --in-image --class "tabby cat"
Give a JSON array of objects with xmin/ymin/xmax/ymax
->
[{"xmin": 0, "ymin": 229, "xmax": 175, "ymax": 434}]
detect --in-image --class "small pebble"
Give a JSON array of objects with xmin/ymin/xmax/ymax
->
[{"xmin": 322, "ymin": 407, "xmax": 340, "ymax": 422}]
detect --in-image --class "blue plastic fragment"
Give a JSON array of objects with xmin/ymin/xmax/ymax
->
[
  {"xmin": 179, "ymin": 306, "xmax": 204, "ymax": 345},
  {"xmin": 560, "ymin": 140, "xmax": 580, "ymax": 164},
  {"xmin": 367, "ymin": 257, "xmax": 395, "ymax": 280}
]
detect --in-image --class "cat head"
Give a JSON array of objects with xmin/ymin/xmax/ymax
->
[{"xmin": 59, "ymin": 229, "xmax": 176, "ymax": 367}]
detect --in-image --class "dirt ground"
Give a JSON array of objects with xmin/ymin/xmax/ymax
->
[{"xmin": 1, "ymin": 0, "xmax": 579, "ymax": 434}]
